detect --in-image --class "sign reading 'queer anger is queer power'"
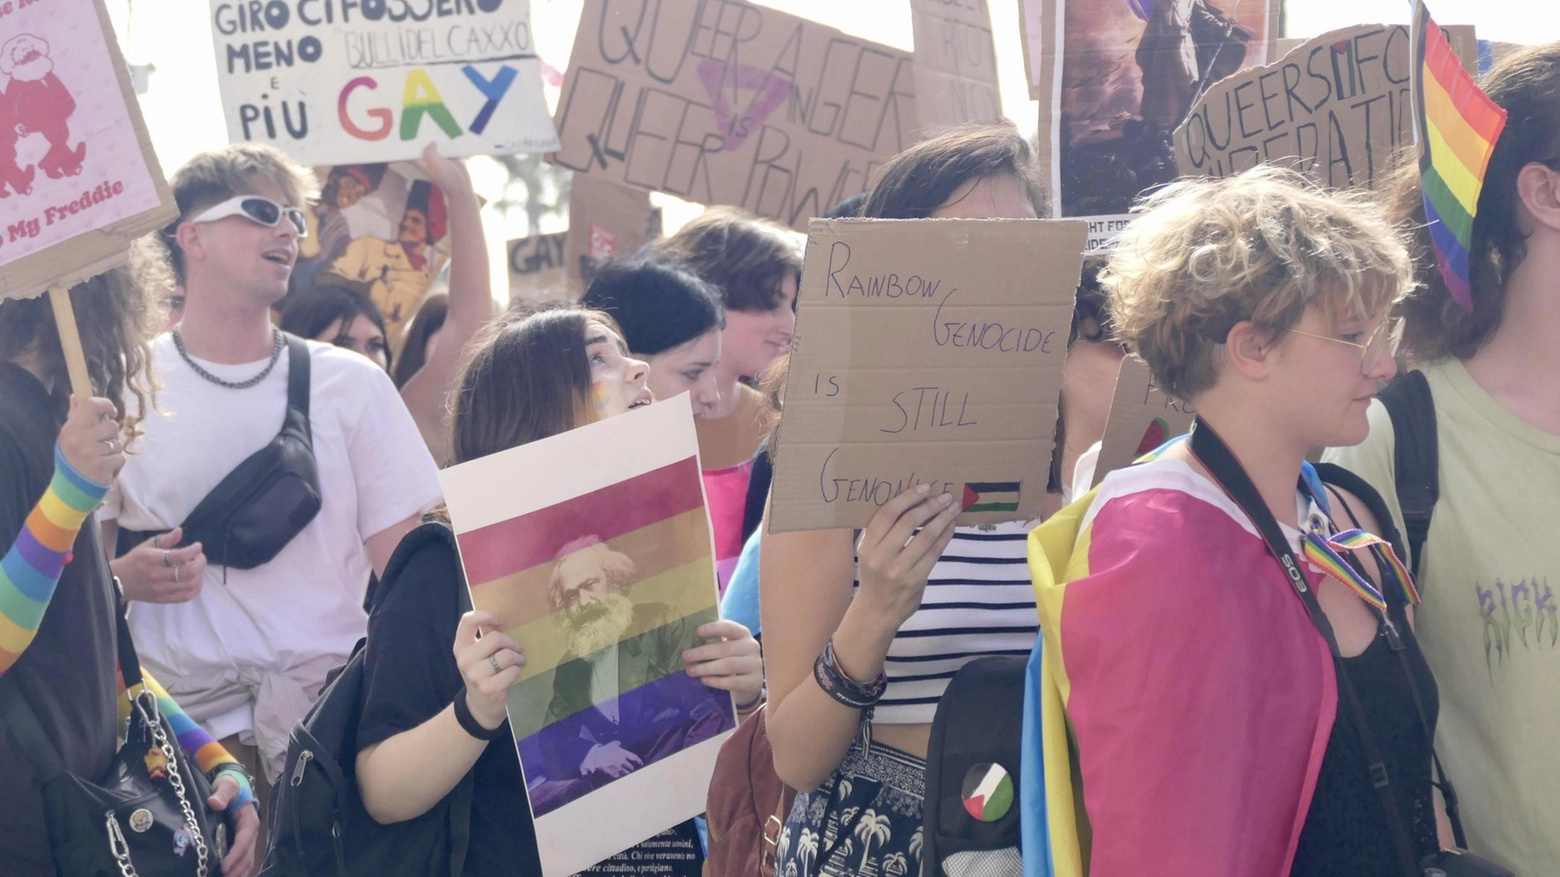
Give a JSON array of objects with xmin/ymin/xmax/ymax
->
[
  {"xmin": 551, "ymin": 0, "xmax": 920, "ymax": 232},
  {"xmin": 770, "ymin": 218, "xmax": 1086, "ymax": 533},
  {"xmin": 206, "ymin": 0, "xmax": 558, "ymax": 165}
]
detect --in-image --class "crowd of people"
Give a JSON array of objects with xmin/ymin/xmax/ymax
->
[{"xmin": 1, "ymin": 39, "xmax": 1557, "ymax": 877}]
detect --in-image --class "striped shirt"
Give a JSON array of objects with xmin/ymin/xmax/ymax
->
[{"xmin": 857, "ymin": 522, "xmax": 1040, "ymax": 724}]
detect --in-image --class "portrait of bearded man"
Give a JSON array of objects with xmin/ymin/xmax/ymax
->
[{"xmin": 531, "ymin": 536, "xmax": 727, "ymax": 809}]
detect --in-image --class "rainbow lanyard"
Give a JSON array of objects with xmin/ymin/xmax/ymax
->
[{"xmin": 1300, "ymin": 525, "xmax": 1421, "ymax": 612}]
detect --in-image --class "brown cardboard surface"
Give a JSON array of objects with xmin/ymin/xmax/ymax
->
[
  {"xmin": 910, "ymin": 0, "xmax": 1003, "ymax": 131},
  {"xmin": 508, "ymin": 232, "xmax": 570, "ymax": 303},
  {"xmin": 1091, "ymin": 355, "xmax": 1196, "ymax": 487},
  {"xmin": 1018, "ymin": 0, "xmax": 1048, "ymax": 101},
  {"xmin": 550, "ymin": 0, "xmax": 919, "ymax": 231},
  {"xmin": 1277, "ymin": 24, "xmax": 1476, "ymax": 76},
  {"xmin": 769, "ymin": 217, "xmax": 1087, "ymax": 533},
  {"xmin": 565, "ymin": 175, "xmax": 659, "ymax": 290},
  {"xmin": 1033, "ymin": 0, "xmax": 1282, "ymax": 251},
  {"xmin": 0, "ymin": 0, "xmax": 177, "ymax": 302},
  {"xmin": 1173, "ymin": 24, "xmax": 1415, "ymax": 190}
]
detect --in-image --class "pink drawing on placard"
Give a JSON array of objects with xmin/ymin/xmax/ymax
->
[
  {"xmin": 588, "ymin": 222, "xmax": 617, "ymax": 260},
  {"xmin": 695, "ymin": 59, "xmax": 794, "ymax": 151},
  {"xmin": 1, "ymin": 34, "xmax": 87, "ymax": 185}
]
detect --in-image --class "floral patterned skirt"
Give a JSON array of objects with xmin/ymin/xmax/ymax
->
[{"xmin": 773, "ymin": 726, "xmax": 925, "ymax": 877}]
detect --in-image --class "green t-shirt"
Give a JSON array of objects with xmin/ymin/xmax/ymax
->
[{"xmin": 1325, "ymin": 358, "xmax": 1560, "ymax": 874}]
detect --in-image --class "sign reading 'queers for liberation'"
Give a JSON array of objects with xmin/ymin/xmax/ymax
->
[
  {"xmin": 551, "ymin": 0, "xmax": 920, "ymax": 232},
  {"xmin": 770, "ymin": 218, "xmax": 1086, "ymax": 533},
  {"xmin": 207, "ymin": 0, "xmax": 558, "ymax": 165}
]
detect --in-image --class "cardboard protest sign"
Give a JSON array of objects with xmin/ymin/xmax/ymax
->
[
  {"xmin": 565, "ymin": 174, "xmax": 659, "ymax": 291},
  {"xmin": 0, "ymin": 0, "xmax": 176, "ymax": 304},
  {"xmin": 1018, "ymin": 0, "xmax": 1048, "ymax": 100},
  {"xmin": 1091, "ymin": 355, "xmax": 1195, "ymax": 487},
  {"xmin": 551, "ymin": 0, "xmax": 919, "ymax": 231},
  {"xmin": 507, "ymin": 231, "xmax": 569, "ymax": 303},
  {"xmin": 769, "ymin": 218, "xmax": 1086, "ymax": 533},
  {"xmin": 206, "ymin": 0, "xmax": 557, "ymax": 165},
  {"xmin": 439, "ymin": 394, "xmax": 733, "ymax": 877},
  {"xmin": 910, "ymin": 0, "xmax": 1002, "ymax": 131},
  {"xmin": 289, "ymin": 162, "xmax": 450, "ymax": 343},
  {"xmin": 1275, "ymin": 24, "xmax": 1476, "ymax": 77},
  {"xmin": 1033, "ymin": 0, "xmax": 1281, "ymax": 253},
  {"xmin": 1173, "ymin": 24, "xmax": 1416, "ymax": 189}
]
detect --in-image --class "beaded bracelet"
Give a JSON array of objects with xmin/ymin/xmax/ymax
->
[{"xmin": 812, "ymin": 637, "xmax": 888, "ymax": 710}]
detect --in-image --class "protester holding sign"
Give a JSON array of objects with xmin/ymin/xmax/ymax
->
[
  {"xmin": 0, "ymin": 268, "xmax": 260, "ymax": 877},
  {"xmin": 353, "ymin": 306, "xmax": 763, "ymax": 876},
  {"xmin": 1025, "ymin": 167, "xmax": 1451, "ymax": 877},
  {"xmin": 651, "ymin": 210, "xmax": 802, "ymax": 592},
  {"xmin": 100, "ymin": 144, "xmax": 443, "ymax": 865},
  {"xmin": 1324, "ymin": 43, "xmax": 1560, "ymax": 875},
  {"xmin": 761, "ymin": 126, "xmax": 1046, "ymax": 877}
]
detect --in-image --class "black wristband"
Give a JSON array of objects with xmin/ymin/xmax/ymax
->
[{"xmin": 452, "ymin": 686, "xmax": 503, "ymax": 740}]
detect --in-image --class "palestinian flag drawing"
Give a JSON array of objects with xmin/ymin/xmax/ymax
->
[
  {"xmin": 962, "ymin": 762, "xmax": 1015, "ymax": 822},
  {"xmin": 439, "ymin": 396, "xmax": 734, "ymax": 877},
  {"xmin": 963, "ymin": 481, "xmax": 1021, "ymax": 513}
]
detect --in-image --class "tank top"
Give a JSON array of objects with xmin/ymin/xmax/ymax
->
[{"xmin": 855, "ymin": 522, "xmax": 1041, "ymax": 724}]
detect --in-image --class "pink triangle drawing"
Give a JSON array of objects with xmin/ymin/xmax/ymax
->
[{"xmin": 696, "ymin": 59, "xmax": 794, "ymax": 151}]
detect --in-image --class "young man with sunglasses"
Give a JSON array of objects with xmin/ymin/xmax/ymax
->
[{"xmin": 99, "ymin": 144, "xmax": 443, "ymax": 867}]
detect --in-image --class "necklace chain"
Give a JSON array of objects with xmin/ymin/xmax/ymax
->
[{"xmin": 172, "ymin": 327, "xmax": 284, "ymax": 390}]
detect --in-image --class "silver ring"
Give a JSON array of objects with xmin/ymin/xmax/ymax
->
[
  {"xmin": 489, "ymin": 654, "xmax": 500, "ymax": 674},
  {"xmin": 102, "ymin": 438, "xmax": 118, "ymax": 454},
  {"xmin": 173, "ymin": 564, "xmax": 181, "ymax": 584},
  {"xmin": 162, "ymin": 549, "xmax": 172, "ymax": 568}
]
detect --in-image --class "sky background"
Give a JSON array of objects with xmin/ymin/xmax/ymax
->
[{"xmin": 104, "ymin": 0, "xmax": 1558, "ymax": 289}]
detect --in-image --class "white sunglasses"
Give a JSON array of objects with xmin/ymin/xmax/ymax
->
[{"xmin": 190, "ymin": 195, "xmax": 309, "ymax": 237}]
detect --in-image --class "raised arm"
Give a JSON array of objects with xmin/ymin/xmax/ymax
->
[
  {"xmin": 760, "ymin": 486, "xmax": 956, "ymax": 791},
  {"xmin": 1, "ymin": 397, "xmax": 117, "ymax": 676},
  {"xmin": 399, "ymin": 144, "xmax": 495, "ymax": 464}
]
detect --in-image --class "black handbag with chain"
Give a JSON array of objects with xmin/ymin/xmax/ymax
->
[{"xmin": 0, "ymin": 588, "xmax": 225, "ymax": 877}]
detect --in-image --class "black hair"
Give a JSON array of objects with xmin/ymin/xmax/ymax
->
[
  {"xmin": 393, "ymin": 292, "xmax": 448, "ymax": 388},
  {"xmin": 579, "ymin": 259, "xmax": 725, "ymax": 356},
  {"xmin": 278, "ymin": 285, "xmax": 392, "ymax": 370},
  {"xmin": 826, "ymin": 193, "xmax": 868, "ymax": 219}
]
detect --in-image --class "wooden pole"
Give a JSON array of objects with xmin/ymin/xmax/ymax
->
[{"xmin": 47, "ymin": 286, "xmax": 94, "ymax": 399}]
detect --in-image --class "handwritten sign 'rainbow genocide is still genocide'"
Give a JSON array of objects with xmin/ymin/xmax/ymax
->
[
  {"xmin": 769, "ymin": 218, "xmax": 1087, "ymax": 533},
  {"xmin": 551, "ymin": 0, "xmax": 921, "ymax": 232},
  {"xmin": 206, "ymin": 0, "xmax": 558, "ymax": 165}
]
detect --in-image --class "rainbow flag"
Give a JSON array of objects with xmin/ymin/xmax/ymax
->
[
  {"xmin": 439, "ymin": 395, "xmax": 734, "ymax": 877},
  {"xmin": 1411, "ymin": 1, "xmax": 1507, "ymax": 313}
]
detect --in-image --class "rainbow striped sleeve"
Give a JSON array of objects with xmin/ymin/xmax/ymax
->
[
  {"xmin": 118, "ymin": 670, "xmax": 256, "ymax": 810},
  {"xmin": 0, "ymin": 446, "xmax": 110, "ymax": 677}
]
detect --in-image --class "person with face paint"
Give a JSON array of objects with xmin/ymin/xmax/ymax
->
[{"xmin": 353, "ymin": 306, "xmax": 763, "ymax": 876}]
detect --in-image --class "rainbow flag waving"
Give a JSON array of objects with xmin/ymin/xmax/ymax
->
[{"xmin": 1411, "ymin": 0, "xmax": 1507, "ymax": 313}]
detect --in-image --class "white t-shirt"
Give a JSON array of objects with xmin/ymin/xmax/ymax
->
[{"xmin": 103, "ymin": 334, "xmax": 442, "ymax": 754}]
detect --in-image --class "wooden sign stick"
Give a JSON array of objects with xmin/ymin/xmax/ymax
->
[{"xmin": 48, "ymin": 286, "xmax": 94, "ymax": 399}]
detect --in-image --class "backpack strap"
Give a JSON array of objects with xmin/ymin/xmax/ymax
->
[
  {"xmin": 282, "ymin": 333, "xmax": 312, "ymax": 443},
  {"xmin": 1376, "ymin": 370, "xmax": 1438, "ymax": 582}
]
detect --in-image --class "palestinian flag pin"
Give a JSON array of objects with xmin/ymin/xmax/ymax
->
[
  {"xmin": 961, "ymin": 762, "xmax": 1014, "ymax": 822},
  {"xmin": 962, "ymin": 482, "xmax": 1020, "ymax": 513}
]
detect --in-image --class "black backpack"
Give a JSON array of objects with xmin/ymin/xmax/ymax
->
[
  {"xmin": 923, "ymin": 656, "xmax": 1026, "ymax": 877},
  {"xmin": 259, "ymin": 522, "xmax": 473, "ymax": 877},
  {"xmin": 1375, "ymin": 370, "xmax": 1439, "ymax": 581}
]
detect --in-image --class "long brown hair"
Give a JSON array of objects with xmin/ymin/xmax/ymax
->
[
  {"xmin": 0, "ymin": 244, "xmax": 164, "ymax": 435},
  {"xmin": 1392, "ymin": 43, "xmax": 1560, "ymax": 362},
  {"xmin": 863, "ymin": 124, "xmax": 1046, "ymax": 219},
  {"xmin": 649, "ymin": 207, "xmax": 802, "ymax": 313},
  {"xmin": 449, "ymin": 306, "xmax": 621, "ymax": 465}
]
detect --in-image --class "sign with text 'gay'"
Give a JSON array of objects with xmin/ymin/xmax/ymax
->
[{"xmin": 207, "ymin": 0, "xmax": 558, "ymax": 165}]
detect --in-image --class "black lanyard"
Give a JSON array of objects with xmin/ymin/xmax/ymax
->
[{"xmin": 1187, "ymin": 418, "xmax": 1424, "ymax": 877}]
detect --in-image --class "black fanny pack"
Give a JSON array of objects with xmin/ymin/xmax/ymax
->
[{"xmin": 121, "ymin": 334, "xmax": 321, "ymax": 570}]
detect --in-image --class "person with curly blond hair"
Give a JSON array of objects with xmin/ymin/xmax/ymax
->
[{"xmin": 1024, "ymin": 165, "xmax": 1455, "ymax": 877}]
